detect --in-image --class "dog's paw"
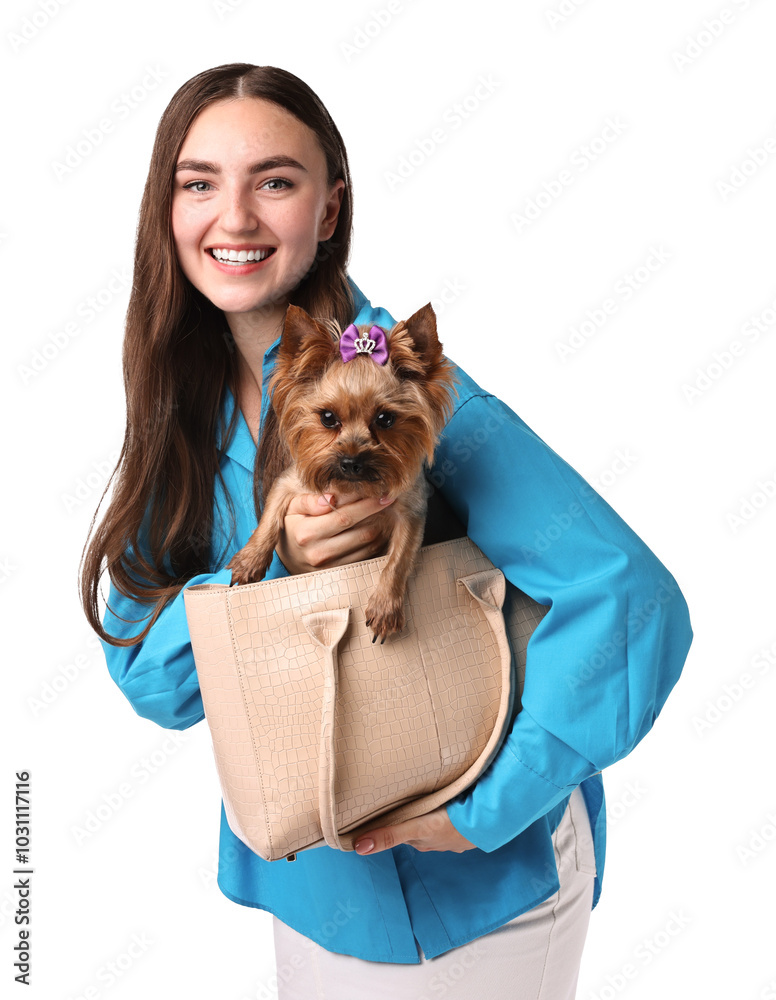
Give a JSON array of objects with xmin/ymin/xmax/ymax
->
[
  {"xmin": 226, "ymin": 548, "xmax": 269, "ymax": 586},
  {"xmin": 364, "ymin": 596, "xmax": 405, "ymax": 645}
]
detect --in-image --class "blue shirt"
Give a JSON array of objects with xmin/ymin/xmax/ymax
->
[{"xmin": 100, "ymin": 278, "xmax": 693, "ymax": 964}]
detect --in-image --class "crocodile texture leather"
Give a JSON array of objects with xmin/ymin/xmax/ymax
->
[{"xmin": 183, "ymin": 537, "xmax": 549, "ymax": 862}]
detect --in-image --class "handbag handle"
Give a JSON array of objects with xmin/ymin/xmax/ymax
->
[
  {"xmin": 301, "ymin": 567, "xmax": 508, "ymax": 852},
  {"xmin": 301, "ymin": 608, "xmax": 351, "ymax": 852}
]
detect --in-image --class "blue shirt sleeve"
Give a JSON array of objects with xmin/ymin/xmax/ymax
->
[
  {"xmin": 437, "ymin": 388, "xmax": 694, "ymax": 852},
  {"xmin": 100, "ymin": 559, "xmax": 234, "ymax": 732}
]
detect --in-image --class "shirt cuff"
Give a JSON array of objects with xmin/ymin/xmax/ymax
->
[{"xmin": 444, "ymin": 708, "xmax": 594, "ymax": 853}]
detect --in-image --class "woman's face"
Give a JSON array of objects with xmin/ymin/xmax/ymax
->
[{"xmin": 171, "ymin": 97, "xmax": 344, "ymax": 327}]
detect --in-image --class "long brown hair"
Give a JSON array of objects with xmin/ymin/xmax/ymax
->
[{"xmin": 80, "ymin": 64, "xmax": 355, "ymax": 646}]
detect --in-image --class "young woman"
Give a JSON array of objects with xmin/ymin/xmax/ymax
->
[{"xmin": 80, "ymin": 63, "xmax": 693, "ymax": 999}]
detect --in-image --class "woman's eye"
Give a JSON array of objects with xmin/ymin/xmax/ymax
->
[
  {"xmin": 320, "ymin": 410, "xmax": 340, "ymax": 428},
  {"xmin": 261, "ymin": 178, "xmax": 293, "ymax": 192},
  {"xmin": 374, "ymin": 412, "xmax": 395, "ymax": 429},
  {"xmin": 182, "ymin": 180, "xmax": 212, "ymax": 193}
]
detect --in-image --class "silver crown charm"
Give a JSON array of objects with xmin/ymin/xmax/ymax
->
[{"xmin": 354, "ymin": 333, "xmax": 377, "ymax": 354}]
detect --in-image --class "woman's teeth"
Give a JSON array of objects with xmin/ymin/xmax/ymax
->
[{"xmin": 209, "ymin": 248, "xmax": 274, "ymax": 264}]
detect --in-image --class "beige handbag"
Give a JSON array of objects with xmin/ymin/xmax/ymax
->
[{"xmin": 183, "ymin": 536, "xmax": 548, "ymax": 862}]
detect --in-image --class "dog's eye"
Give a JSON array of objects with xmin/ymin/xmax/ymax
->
[
  {"xmin": 374, "ymin": 412, "xmax": 395, "ymax": 429},
  {"xmin": 320, "ymin": 410, "xmax": 340, "ymax": 428}
]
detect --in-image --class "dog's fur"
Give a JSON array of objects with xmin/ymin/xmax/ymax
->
[{"xmin": 226, "ymin": 302, "xmax": 459, "ymax": 642}]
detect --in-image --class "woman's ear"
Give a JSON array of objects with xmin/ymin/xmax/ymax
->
[{"xmin": 319, "ymin": 178, "xmax": 345, "ymax": 241}]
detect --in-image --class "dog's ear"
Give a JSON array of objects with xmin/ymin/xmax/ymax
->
[
  {"xmin": 387, "ymin": 303, "xmax": 443, "ymax": 379},
  {"xmin": 402, "ymin": 303, "xmax": 441, "ymax": 357},
  {"xmin": 388, "ymin": 303, "xmax": 460, "ymax": 432},
  {"xmin": 276, "ymin": 304, "xmax": 337, "ymax": 380}
]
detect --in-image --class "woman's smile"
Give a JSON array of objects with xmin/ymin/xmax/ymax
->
[{"xmin": 206, "ymin": 244, "xmax": 278, "ymax": 273}]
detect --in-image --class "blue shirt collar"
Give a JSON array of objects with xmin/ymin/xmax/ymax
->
[
  {"xmin": 216, "ymin": 336, "xmax": 280, "ymax": 473},
  {"xmin": 216, "ymin": 384, "xmax": 257, "ymax": 473}
]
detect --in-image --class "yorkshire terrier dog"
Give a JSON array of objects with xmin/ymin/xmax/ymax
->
[{"xmin": 226, "ymin": 302, "xmax": 459, "ymax": 642}]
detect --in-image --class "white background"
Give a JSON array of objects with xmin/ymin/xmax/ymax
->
[{"xmin": 3, "ymin": 1, "xmax": 775, "ymax": 997}]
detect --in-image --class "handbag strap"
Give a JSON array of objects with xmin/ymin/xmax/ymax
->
[
  {"xmin": 301, "ymin": 566, "xmax": 509, "ymax": 853},
  {"xmin": 302, "ymin": 608, "xmax": 351, "ymax": 852}
]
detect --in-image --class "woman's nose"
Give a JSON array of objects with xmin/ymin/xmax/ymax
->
[{"xmin": 219, "ymin": 186, "xmax": 260, "ymax": 233}]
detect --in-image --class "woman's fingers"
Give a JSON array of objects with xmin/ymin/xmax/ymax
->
[
  {"xmin": 277, "ymin": 492, "xmax": 395, "ymax": 574},
  {"xmin": 353, "ymin": 808, "xmax": 478, "ymax": 856},
  {"xmin": 284, "ymin": 492, "xmax": 338, "ymax": 518},
  {"xmin": 297, "ymin": 497, "xmax": 391, "ymax": 565},
  {"xmin": 285, "ymin": 490, "xmax": 392, "ymax": 519}
]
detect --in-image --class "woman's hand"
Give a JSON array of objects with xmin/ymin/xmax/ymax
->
[
  {"xmin": 353, "ymin": 806, "xmax": 478, "ymax": 855},
  {"xmin": 275, "ymin": 490, "xmax": 396, "ymax": 575}
]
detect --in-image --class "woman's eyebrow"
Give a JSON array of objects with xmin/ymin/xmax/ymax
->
[{"xmin": 175, "ymin": 155, "xmax": 308, "ymax": 174}]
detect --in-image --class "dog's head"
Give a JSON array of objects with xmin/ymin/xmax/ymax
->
[{"xmin": 267, "ymin": 303, "xmax": 459, "ymax": 496}]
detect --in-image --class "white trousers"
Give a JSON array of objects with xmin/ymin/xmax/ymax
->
[{"xmin": 272, "ymin": 786, "xmax": 597, "ymax": 999}]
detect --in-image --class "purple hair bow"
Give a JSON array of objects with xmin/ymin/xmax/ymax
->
[{"xmin": 339, "ymin": 324, "xmax": 389, "ymax": 365}]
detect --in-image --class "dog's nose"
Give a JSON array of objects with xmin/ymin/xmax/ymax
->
[{"xmin": 339, "ymin": 454, "xmax": 370, "ymax": 477}]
